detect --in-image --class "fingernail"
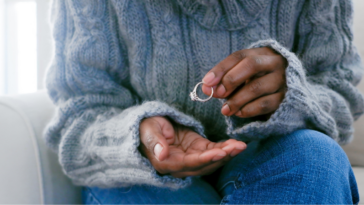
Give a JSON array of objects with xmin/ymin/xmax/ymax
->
[
  {"xmin": 212, "ymin": 153, "xmax": 226, "ymax": 161},
  {"xmin": 205, "ymin": 86, "xmax": 212, "ymax": 95},
  {"xmin": 236, "ymin": 110, "xmax": 242, "ymax": 116},
  {"xmin": 236, "ymin": 144, "xmax": 246, "ymax": 150},
  {"xmin": 154, "ymin": 143, "xmax": 163, "ymax": 161},
  {"xmin": 230, "ymin": 151, "xmax": 240, "ymax": 157},
  {"xmin": 221, "ymin": 104, "xmax": 230, "ymax": 115},
  {"xmin": 203, "ymin": 72, "xmax": 215, "ymax": 85},
  {"xmin": 216, "ymin": 85, "xmax": 226, "ymax": 97}
]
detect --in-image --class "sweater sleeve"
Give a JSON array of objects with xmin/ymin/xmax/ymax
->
[
  {"xmin": 44, "ymin": 0, "xmax": 204, "ymax": 189},
  {"xmin": 224, "ymin": 0, "xmax": 364, "ymax": 145}
]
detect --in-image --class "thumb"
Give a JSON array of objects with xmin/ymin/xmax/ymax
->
[
  {"xmin": 139, "ymin": 117, "xmax": 173, "ymax": 161},
  {"xmin": 152, "ymin": 133, "xmax": 169, "ymax": 161}
]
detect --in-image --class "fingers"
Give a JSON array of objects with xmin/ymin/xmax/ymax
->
[
  {"xmin": 155, "ymin": 145, "xmax": 239, "ymax": 174},
  {"xmin": 221, "ymin": 72, "xmax": 286, "ymax": 116},
  {"xmin": 139, "ymin": 117, "xmax": 173, "ymax": 161},
  {"xmin": 202, "ymin": 54, "xmax": 285, "ymax": 98},
  {"xmin": 174, "ymin": 148, "xmax": 227, "ymax": 170},
  {"xmin": 201, "ymin": 48, "xmax": 267, "ymax": 86},
  {"xmin": 170, "ymin": 159, "xmax": 226, "ymax": 178},
  {"xmin": 140, "ymin": 119, "xmax": 249, "ymax": 176},
  {"xmin": 235, "ymin": 92, "xmax": 285, "ymax": 118},
  {"xmin": 166, "ymin": 140, "xmax": 246, "ymax": 172},
  {"xmin": 217, "ymin": 55, "xmax": 286, "ymax": 98},
  {"xmin": 202, "ymin": 50, "xmax": 248, "ymax": 87},
  {"xmin": 170, "ymin": 140, "xmax": 248, "ymax": 178},
  {"xmin": 151, "ymin": 148, "xmax": 225, "ymax": 174},
  {"xmin": 159, "ymin": 117, "xmax": 175, "ymax": 145},
  {"xmin": 201, "ymin": 47, "xmax": 283, "ymax": 88},
  {"xmin": 221, "ymin": 139, "xmax": 247, "ymax": 157}
]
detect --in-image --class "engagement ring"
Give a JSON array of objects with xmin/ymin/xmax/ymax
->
[{"xmin": 189, "ymin": 82, "xmax": 213, "ymax": 102}]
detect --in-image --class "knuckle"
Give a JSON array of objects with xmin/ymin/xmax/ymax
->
[
  {"xmin": 227, "ymin": 100, "xmax": 238, "ymax": 111},
  {"xmin": 253, "ymin": 56, "xmax": 264, "ymax": 65},
  {"xmin": 248, "ymin": 80, "xmax": 263, "ymax": 94},
  {"xmin": 231, "ymin": 50, "xmax": 247, "ymax": 61},
  {"xmin": 240, "ymin": 107, "xmax": 253, "ymax": 117},
  {"xmin": 260, "ymin": 99, "xmax": 271, "ymax": 113},
  {"xmin": 225, "ymin": 74, "xmax": 238, "ymax": 87},
  {"xmin": 145, "ymin": 135, "xmax": 155, "ymax": 151},
  {"xmin": 217, "ymin": 64, "xmax": 228, "ymax": 73},
  {"xmin": 245, "ymin": 56, "xmax": 258, "ymax": 70}
]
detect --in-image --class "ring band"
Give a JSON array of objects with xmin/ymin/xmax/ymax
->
[{"xmin": 189, "ymin": 82, "xmax": 213, "ymax": 102}]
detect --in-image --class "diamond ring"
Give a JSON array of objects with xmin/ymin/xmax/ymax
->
[{"xmin": 189, "ymin": 82, "xmax": 213, "ymax": 102}]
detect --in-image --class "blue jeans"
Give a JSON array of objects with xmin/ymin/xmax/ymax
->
[{"xmin": 82, "ymin": 129, "xmax": 360, "ymax": 204}]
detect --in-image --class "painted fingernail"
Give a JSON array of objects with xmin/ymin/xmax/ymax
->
[
  {"xmin": 154, "ymin": 143, "xmax": 163, "ymax": 161},
  {"xmin": 212, "ymin": 153, "xmax": 226, "ymax": 161},
  {"xmin": 203, "ymin": 72, "xmax": 215, "ymax": 85},
  {"xmin": 221, "ymin": 104, "xmax": 230, "ymax": 115},
  {"xmin": 216, "ymin": 85, "xmax": 226, "ymax": 96}
]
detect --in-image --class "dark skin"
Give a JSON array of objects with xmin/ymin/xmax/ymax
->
[
  {"xmin": 139, "ymin": 47, "xmax": 287, "ymax": 178},
  {"xmin": 139, "ymin": 116, "xmax": 247, "ymax": 178}
]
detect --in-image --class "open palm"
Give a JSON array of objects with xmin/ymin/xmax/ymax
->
[{"xmin": 139, "ymin": 116, "xmax": 246, "ymax": 178}]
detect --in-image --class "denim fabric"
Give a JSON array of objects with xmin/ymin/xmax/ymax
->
[
  {"xmin": 82, "ymin": 178, "xmax": 221, "ymax": 204},
  {"xmin": 82, "ymin": 130, "xmax": 359, "ymax": 204}
]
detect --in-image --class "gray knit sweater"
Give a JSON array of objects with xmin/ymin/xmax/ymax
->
[{"xmin": 45, "ymin": 0, "xmax": 364, "ymax": 189}]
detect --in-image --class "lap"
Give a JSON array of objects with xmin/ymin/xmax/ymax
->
[
  {"xmin": 82, "ymin": 129, "xmax": 359, "ymax": 204},
  {"xmin": 82, "ymin": 177, "xmax": 221, "ymax": 204},
  {"xmin": 216, "ymin": 129, "xmax": 358, "ymax": 204}
]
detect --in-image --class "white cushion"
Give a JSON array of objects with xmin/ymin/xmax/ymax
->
[{"xmin": 0, "ymin": 91, "xmax": 82, "ymax": 204}]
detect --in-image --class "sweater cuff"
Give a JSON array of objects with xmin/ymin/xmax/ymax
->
[
  {"xmin": 73, "ymin": 101, "xmax": 205, "ymax": 189},
  {"xmin": 224, "ymin": 39, "xmax": 335, "ymax": 141},
  {"xmin": 125, "ymin": 101, "xmax": 206, "ymax": 188}
]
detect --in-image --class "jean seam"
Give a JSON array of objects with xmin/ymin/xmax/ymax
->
[
  {"xmin": 218, "ymin": 180, "xmax": 235, "ymax": 192},
  {"xmin": 86, "ymin": 188, "xmax": 102, "ymax": 205}
]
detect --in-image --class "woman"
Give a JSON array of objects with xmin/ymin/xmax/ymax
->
[{"xmin": 45, "ymin": 0, "xmax": 363, "ymax": 204}]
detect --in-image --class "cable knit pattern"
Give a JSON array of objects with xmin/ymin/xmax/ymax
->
[
  {"xmin": 176, "ymin": 0, "xmax": 270, "ymax": 30},
  {"xmin": 45, "ymin": 0, "xmax": 364, "ymax": 188}
]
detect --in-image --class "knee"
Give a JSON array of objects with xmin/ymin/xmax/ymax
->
[{"xmin": 278, "ymin": 129, "xmax": 350, "ymax": 167}]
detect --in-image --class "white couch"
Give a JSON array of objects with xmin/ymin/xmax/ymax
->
[
  {"xmin": 0, "ymin": 90, "xmax": 364, "ymax": 204},
  {"xmin": 0, "ymin": 91, "xmax": 82, "ymax": 204}
]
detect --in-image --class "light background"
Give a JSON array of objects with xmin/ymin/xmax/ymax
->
[{"xmin": 0, "ymin": 0, "xmax": 52, "ymax": 95}]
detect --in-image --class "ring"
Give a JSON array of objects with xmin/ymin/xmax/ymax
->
[{"xmin": 189, "ymin": 82, "xmax": 213, "ymax": 102}]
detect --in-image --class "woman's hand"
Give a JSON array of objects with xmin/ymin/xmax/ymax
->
[
  {"xmin": 139, "ymin": 116, "xmax": 246, "ymax": 178},
  {"xmin": 202, "ymin": 47, "xmax": 288, "ymax": 118}
]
